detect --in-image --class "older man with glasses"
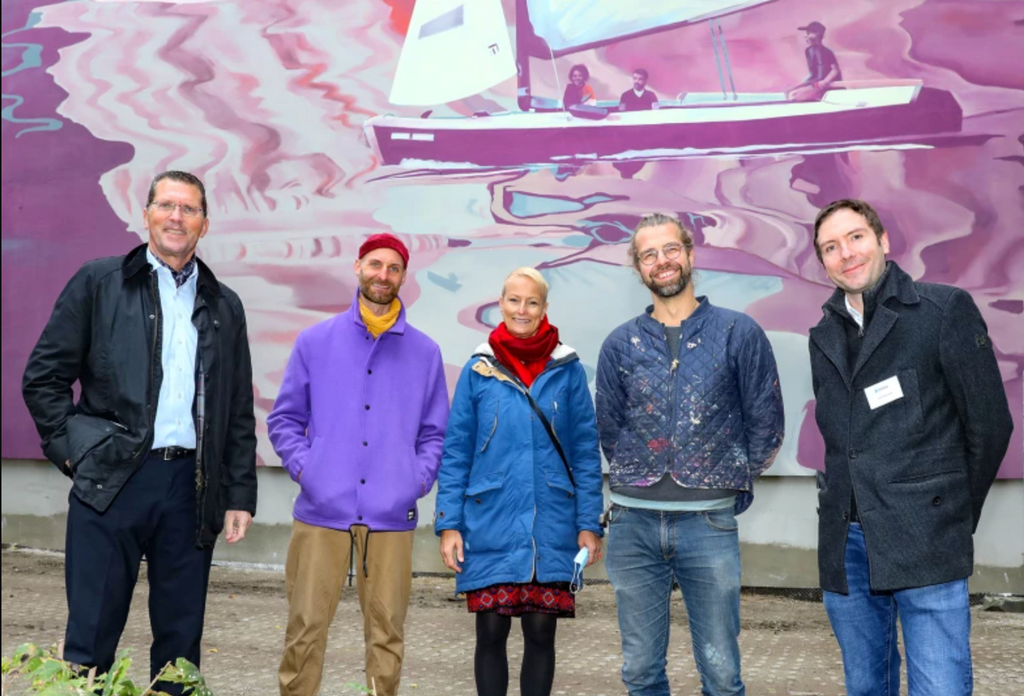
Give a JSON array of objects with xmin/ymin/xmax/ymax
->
[
  {"xmin": 595, "ymin": 214, "xmax": 785, "ymax": 696},
  {"xmin": 22, "ymin": 170, "xmax": 257, "ymax": 694}
]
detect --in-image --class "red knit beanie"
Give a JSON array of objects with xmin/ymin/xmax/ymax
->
[{"xmin": 359, "ymin": 233, "xmax": 410, "ymax": 268}]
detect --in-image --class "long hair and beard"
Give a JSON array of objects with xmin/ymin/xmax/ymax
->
[{"xmin": 644, "ymin": 259, "xmax": 692, "ymax": 298}]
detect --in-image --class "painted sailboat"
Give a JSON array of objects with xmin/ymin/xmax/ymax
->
[{"xmin": 364, "ymin": 0, "xmax": 963, "ymax": 168}]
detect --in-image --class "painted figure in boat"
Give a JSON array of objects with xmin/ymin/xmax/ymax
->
[
  {"xmin": 787, "ymin": 21, "xmax": 843, "ymax": 102},
  {"xmin": 619, "ymin": 68, "xmax": 659, "ymax": 111},
  {"xmin": 563, "ymin": 64, "xmax": 597, "ymax": 110}
]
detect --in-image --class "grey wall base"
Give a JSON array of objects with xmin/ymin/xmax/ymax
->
[{"xmin": 4, "ymin": 460, "xmax": 1022, "ymax": 593}]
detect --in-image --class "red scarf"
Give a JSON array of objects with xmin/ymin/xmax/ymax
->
[{"xmin": 488, "ymin": 316, "xmax": 560, "ymax": 387}]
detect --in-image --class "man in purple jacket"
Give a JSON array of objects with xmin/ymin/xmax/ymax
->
[{"xmin": 269, "ymin": 234, "xmax": 449, "ymax": 696}]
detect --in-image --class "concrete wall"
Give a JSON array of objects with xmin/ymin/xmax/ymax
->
[{"xmin": 4, "ymin": 459, "xmax": 1022, "ymax": 593}]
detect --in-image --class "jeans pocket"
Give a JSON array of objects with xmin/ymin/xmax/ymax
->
[
  {"xmin": 703, "ymin": 508, "xmax": 738, "ymax": 532},
  {"xmin": 608, "ymin": 504, "xmax": 628, "ymax": 525}
]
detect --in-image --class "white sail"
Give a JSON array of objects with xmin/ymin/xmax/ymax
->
[
  {"xmin": 525, "ymin": 0, "xmax": 776, "ymax": 55},
  {"xmin": 390, "ymin": 0, "xmax": 517, "ymax": 106}
]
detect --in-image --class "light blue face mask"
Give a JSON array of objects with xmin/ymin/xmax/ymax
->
[{"xmin": 570, "ymin": 547, "xmax": 589, "ymax": 594}]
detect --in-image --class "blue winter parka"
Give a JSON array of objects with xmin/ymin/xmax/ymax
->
[{"xmin": 434, "ymin": 343, "xmax": 604, "ymax": 594}]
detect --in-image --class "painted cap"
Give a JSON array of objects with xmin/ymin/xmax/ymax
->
[{"xmin": 798, "ymin": 21, "xmax": 826, "ymax": 35}]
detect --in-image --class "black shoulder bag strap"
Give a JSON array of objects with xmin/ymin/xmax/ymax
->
[{"xmin": 481, "ymin": 356, "xmax": 576, "ymax": 489}]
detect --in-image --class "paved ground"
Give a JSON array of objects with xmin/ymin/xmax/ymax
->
[{"xmin": 2, "ymin": 548, "xmax": 1022, "ymax": 695}]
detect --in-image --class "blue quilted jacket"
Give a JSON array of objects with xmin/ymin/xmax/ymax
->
[
  {"xmin": 435, "ymin": 344, "xmax": 604, "ymax": 593},
  {"xmin": 595, "ymin": 298, "xmax": 784, "ymax": 514}
]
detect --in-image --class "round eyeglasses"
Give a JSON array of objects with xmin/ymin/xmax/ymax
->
[{"xmin": 638, "ymin": 243, "xmax": 684, "ymax": 266}]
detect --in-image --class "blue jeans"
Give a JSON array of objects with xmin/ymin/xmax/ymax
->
[
  {"xmin": 605, "ymin": 505, "xmax": 744, "ymax": 696},
  {"xmin": 823, "ymin": 523, "xmax": 973, "ymax": 696}
]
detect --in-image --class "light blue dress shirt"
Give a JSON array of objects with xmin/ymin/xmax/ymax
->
[{"xmin": 147, "ymin": 249, "xmax": 198, "ymax": 449}]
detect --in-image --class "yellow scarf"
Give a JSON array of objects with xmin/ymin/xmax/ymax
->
[{"xmin": 360, "ymin": 297, "xmax": 401, "ymax": 338}]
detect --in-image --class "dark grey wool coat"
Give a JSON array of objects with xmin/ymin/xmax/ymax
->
[{"xmin": 809, "ymin": 262, "xmax": 1013, "ymax": 594}]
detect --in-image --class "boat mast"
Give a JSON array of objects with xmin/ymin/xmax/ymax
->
[
  {"xmin": 709, "ymin": 20, "xmax": 727, "ymax": 100},
  {"xmin": 709, "ymin": 19, "xmax": 738, "ymax": 101},
  {"xmin": 716, "ymin": 19, "xmax": 739, "ymax": 101},
  {"xmin": 516, "ymin": 0, "xmax": 534, "ymax": 111}
]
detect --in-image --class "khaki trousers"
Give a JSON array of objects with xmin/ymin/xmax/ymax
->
[{"xmin": 279, "ymin": 520, "xmax": 414, "ymax": 696}]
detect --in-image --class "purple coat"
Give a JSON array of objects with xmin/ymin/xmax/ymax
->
[{"xmin": 268, "ymin": 295, "xmax": 449, "ymax": 531}]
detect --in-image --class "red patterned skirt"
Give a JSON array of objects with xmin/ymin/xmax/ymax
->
[{"xmin": 466, "ymin": 582, "xmax": 575, "ymax": 618}]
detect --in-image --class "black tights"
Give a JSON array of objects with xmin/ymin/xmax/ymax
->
[{"xmin": 474, "ymin": 612, "xmax": 558, "ymax": 696}]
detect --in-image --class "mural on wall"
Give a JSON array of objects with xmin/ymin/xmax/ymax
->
[{"xmin": 2, "ymin": 0, "xmax": 1021, "ymax": 478}]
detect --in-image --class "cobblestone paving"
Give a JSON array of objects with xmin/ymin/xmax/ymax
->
[{"xmin": 3, "ymin": 549, "xmax": 1021, "ymax": 695}]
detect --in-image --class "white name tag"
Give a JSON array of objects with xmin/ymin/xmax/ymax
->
[{"xmin": 864, "ymin": 375, "xmax": 904, "ymax": 410}]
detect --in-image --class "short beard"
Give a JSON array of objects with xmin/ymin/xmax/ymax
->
[
  {"xmin": 643, "ymin": 263, "xmax": 691, "ymax": 298},
  {"xmin": 359, "ymin": 276, "xmax": 399, "ymax": 306}
]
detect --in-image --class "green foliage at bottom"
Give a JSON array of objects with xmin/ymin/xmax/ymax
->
[{"xmin": 1, "ymin": 644, "xmax": 210, "ymax": 696}]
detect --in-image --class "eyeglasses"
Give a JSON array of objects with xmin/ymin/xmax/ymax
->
[
  {"xmin": 638, "ymin": 243, "xmax": 685, "ymax": 266},
  {"xmin": 151, "ymin": 201, "xmax": 203, "ymax": 218}
]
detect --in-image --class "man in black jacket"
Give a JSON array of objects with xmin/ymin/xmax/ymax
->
[
  {"xmin": 22, "ymin": 170, "xmax": 258, "ymax": 691},
  {"xmin": 809, "ymin": 199, "xmax": 1013, "ymax": 696}
]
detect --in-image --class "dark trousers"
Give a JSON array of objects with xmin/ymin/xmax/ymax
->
[{"xmin": 64, "ymin": 453, "xmax": 214, "ymax": 690}]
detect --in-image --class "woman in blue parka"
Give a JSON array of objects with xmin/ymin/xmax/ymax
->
[{"xmin": 435, "ymin": 267, "xmax": 604, "ymax": 696}]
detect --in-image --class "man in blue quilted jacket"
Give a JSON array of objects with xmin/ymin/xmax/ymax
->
[{"xmin": 596, "ymin": 213, "xmax": 785, "ymax": 696}]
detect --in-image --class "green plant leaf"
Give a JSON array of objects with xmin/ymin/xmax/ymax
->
[
  {"xmin": 36, "ymin": 685, "xmax": 70, "ymax": 696},
  {"xmin": 174, "ymin": 658, "xmax": 201, "ymax": 679},
  {"xmin": 34, "ymin": 658, "xmax": 69, "ymax": 682},
  {"xmin": 36, "ymin": 679, "xmax": 89, "ymax": 696},
  {"xmin": 165, "ymin": 659, "xmax": 211, "ymax": 696},
  {"xmin": 12, "ymin": 643, "xmax": 37, "ymax": 664},
  {"xmin": 102, "ymin": 653, "xmax": 134, "ymax": 696},
  {"xmin": 24, "ymin": 655, "xmax": 45, "ymax": 674},
  {"xmin": 112, "ymin": 677, "xmax": 140, "ymax": 696}
]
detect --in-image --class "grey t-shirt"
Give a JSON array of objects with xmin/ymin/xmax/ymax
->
[{"xmin": 664, "ymin": 325, "xmax": 682, "ymax": 364}]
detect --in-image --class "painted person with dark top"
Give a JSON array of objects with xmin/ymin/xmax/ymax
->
[
  {"xmin": 596, "ymin": 214, "xmax": 785, "ymax": 696},
  {"xmin": 786, "ymin": 21, "xmax": 842, "ymax": 102},
  {"xmin": 562, "ymin": 63, "xmax": 596, "ymax": 110},
  {"xmin": 809, "ymin": 199, "xmax": 1012, "ymax": 695},
  {"xmin": 436, "ymin": 267, "xmax": 604, "ymax": 696},
  {"xmin": 619, "ymin": 68, "xmax": 658, "ymax": 111}
]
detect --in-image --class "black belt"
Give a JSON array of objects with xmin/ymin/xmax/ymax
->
[{"xmin": 151, "ymin": 446, "xmax": 195, "ymax": 461}]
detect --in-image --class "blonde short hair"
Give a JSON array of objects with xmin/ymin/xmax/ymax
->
[{"xmin": 501, "ymin": 267, "xmax": 549, "ymax": 302}]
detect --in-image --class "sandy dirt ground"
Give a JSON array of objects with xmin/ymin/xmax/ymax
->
[{"xmin": 2, "ymin": 548, "xmax": 1022, "ymax": 695}]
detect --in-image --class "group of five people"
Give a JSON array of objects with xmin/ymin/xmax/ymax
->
[{"xmin": 23, "ymin": 169, "xmax": 1013, "ymax": 696}]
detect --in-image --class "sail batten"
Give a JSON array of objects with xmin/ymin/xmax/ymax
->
[
  {"xmin": 524, "ymin": 0, "xmax": 777, "ymax": 56},
  {"xmin": 420, "ymin": 6, "xmax": 464, "ymax": 39}
]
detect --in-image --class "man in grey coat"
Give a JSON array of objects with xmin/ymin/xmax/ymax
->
[{"xmin": 809, "ymin": 198, "xmax": 1013, "ymax": 696}]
